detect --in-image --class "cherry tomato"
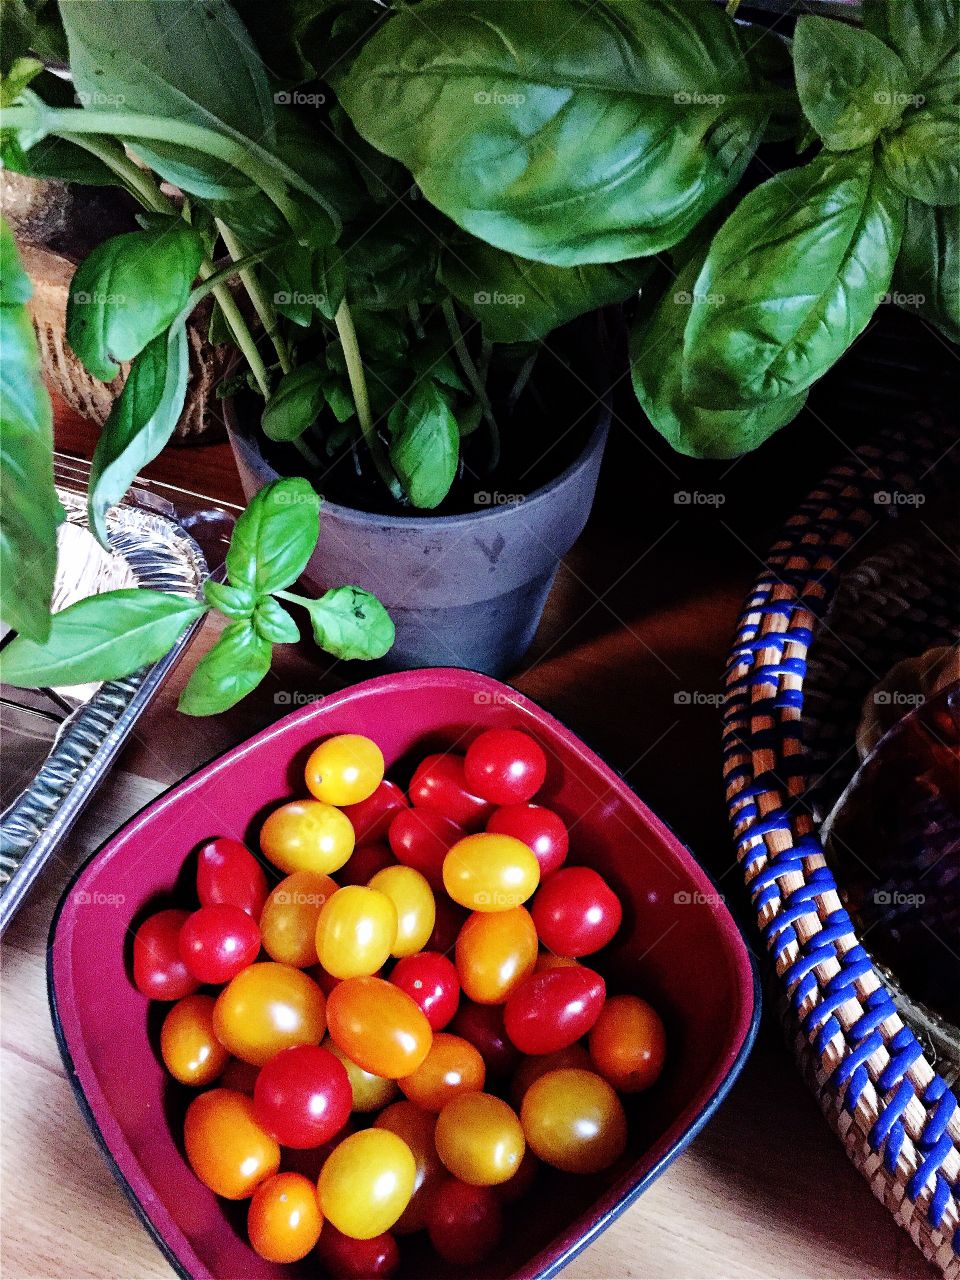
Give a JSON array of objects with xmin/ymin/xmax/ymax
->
[
  {"xmin": 338, "ymin": 843, "xmax": 395, "ymax": 887},
  {"xmin": 463, "ymin": 729, "xmax": 547, "ymax": 804},
  {"xmin": 388, "ymin": 809, "xmax": 465, "ymax": 890},
  {"xmin": 535, "ymin": 951, "xmax": 580, "ymax": 972},
  {"xmin": 325, "ymin": 1038, "xmax": 398, "ymax": 1113},
  {"xmin": 160, "ymin": 994, "xmax": 229, "ymax": 1087},
  {"xmin": 247, "ymin": 1172, "xmax": 322, "ymax": 1263},
  {"xmin": 253, "ymin": 1044, "xmax": 351, "ymax": 1148},
  {"xmin": 427, "ymin": 896, "xmax": 468, "ymax": 953},
  {"xmin": 375, "ymin": 1100, "xmax": 445, "ymax": 1234},
  {"xmin": 196, "ymin": 837, "xmax": 268, "ymax": 918},
  {"xmin": 315, "ymin": 886, "xmax": 398, "ymax": 979},
  {"xmin": 342, "ymin": 780, "xmax": 408, "ymax": 844},
  {"xmin": 434, "ymin": 1092, "xmax": 525, "ymax": 1186},
  {"xmin": 504, "ymin": 965, "xmax": 606, "ymax": 1055},
  {"xmin": 316, "ymin": 1223, "xmax": 399, "ymax": 1279},
  {"xmin": 260, "ymin": 800, "xmax": 355, "ymax": 876},
  {"xmin": 178, "ymin": 904, "xmax": 261, "ymax": 985},
  {"xmin": 318, "ymin": 1128, "xmax": 416, "ymax": 1239},
  {"xmin": 455, "ymin": 907, "xmax": 538, "ymax": 1004},
  {"xmin": 427, "ymin": 1177, "xmax": 502, "ymax": 1266},
  {"xmin": 486, "ymin": 804, "xmax": 568, "ymax": 877},
  {"xmin": 409, "ymin": 753, "xmax": 493, "ymax": 828},
  {"xmin": 133, "ymin": 909, "xmax": 199, "ymax": 1001},
  {"xmin": 213, "ymin": 962, "xmax": 326, "ymax": 1066},
  {"xmin": 443, "ymin": 833, "xmax": 540, "ymax": 912},
  {"xmin": 509, "ymin": 1044, "xmax": 592, "ymax": 1109},
  {"xmin": 326, "ymin": 976, "xmax": 432, "ymax": 1079},
  {"xmin": 450, "ymin": 1000, "xmax": 520, "ymax": 1077},
  {"xmin": 400, "ymin": 1033, "xmax": 486, "ymax": 1112},
  {"xmin": 588, "ymin": 994, "xmax": 667, "ymax": 1093},
  {"xmin": 305, "ymin": 734, "xmax": 384, "ymax": 807},
  {"xmin": 531, "ymin": 866, "xmax": 623, "ymax": 957},
  {"xmin": 368, "ymin": 865, "xmax": 435, "ymax": 957},
  {"xmin": 520, "ymin": 1068, "xmax": 627, "ymax": 1173},
  {"xmin": 183, "ymin": 1088, "xmax": 279, "ymax": 1199},
  {"xmin": 259, "ymin": 871, "xmax": 337, "ymax": 968},
  {"xmin": 390, "ymin": 952, "xmax": 460, "ymax": 1029},
  {"xmin": 219, "ymin": 1057, "xmax": 261, "ymax": 1095}
]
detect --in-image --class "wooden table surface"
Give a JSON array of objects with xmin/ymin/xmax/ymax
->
[{"xmin": 1, "ymin": 398, "xmax": 939, "ymax": 1280}]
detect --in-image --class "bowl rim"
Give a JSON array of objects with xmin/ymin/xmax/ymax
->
[{"xmin": 48, "ymin": 667, "xmax": 761, "ymax": 1280}]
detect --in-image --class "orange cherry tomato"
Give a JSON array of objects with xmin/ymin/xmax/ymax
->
[
  {"xmin": 260, "ymin": 800, "xmax": 354, "ymax": 876},
  {"xmin": 305, "ymin": 734, "xmax": 384, "ymax": 806},
  {"xmin": 324, "ymin": 1038, "xmax": 398, "ymax": 1112},
  {"xmin": 434, "ymin": 1093, "xmax": 525, "ymax": 1186},
  {"xmin": 259, "ymin": 872, "xmax": 337, "ymax": 967},
  {"xmin": 588, "ymin": 994, "xmax": 667, "ymax": 1093},
  {"xmin": 399, "ymin": 1033, "xmax": 486, "ymax": 1112},
  {"xmin": 520, "ymin": 1068, "xmax": 627, "ymax": 1173},
  {"xmin": 368, "ymin": 865, "xmax": 435, "ymax": 957},
  {"xmin": 509, "ymin": 1043, "xmax": 592, "ymax": 1109},
  {"xmin": 183, "ymin": 1088, "xmax": 279, "ymax": 1199},
  {"xmin": 443, "ymin": 833, "xmax": 540, "ymax": 912},
  {"xmin": 247, "ymin": 1172, "xmax": 322, "ymax": 1263},
  {"xmin": 374, "ymin": 1100, "xmax": 445, "ymax": 1234},
  {"xmin": 213, "ymin": 962, "xmax": 326, "ymax": 1066},
  {"xmin": 455, "ymin": 907, "xmax": 538, "ymax": 1004},
  {"xmin": 160, "ymin": 994, "xmax": 229, "ymax": 1087},
  {"xmin": 315, "ymin": 885, "xmax": 398, "ymax": 979},
  {"xmin": 318, "ymin": 1128, "xmax": 417, "ymax": 1239},
  {"xmin": 326, "ymin": 977, "xmax": 432, "ymax": 1079}
]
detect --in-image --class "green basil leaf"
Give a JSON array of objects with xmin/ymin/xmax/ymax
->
[
  {"xmin": 1, "ymin": 55, "xmax": 42, "ymax": 105},
  {"xmin": 0, "ymin": 588, "xmax": 205, "ymax": 686},
  {"xmin": 891, "ymin": 199, "xmax": 960, "ymax": 342},
  {"xmin": 262, "ymin": 364, "xmax": 328, "ymax": 442},
  {"xmin": 793, "ymin": 16, "xmax": 909, "ymax": 151},
  {"xmin": 67, "ymin": 222, "xmax": 202, "ymax": 383},
  {"xmin": 253, "ymin": 596, "xmax": 300, "ymax": 644},
  {"xmin": 274, "ymin": 244, "xmax": 346, "ymax": 325},
  {"xmin": 863, "ymin": 0, "xmax": 959, "ymax": 104},
  {"xmin": 87, "ymin": 324, "xmax": 190, "ymax": 545},
  {"xmin": 881, "ymin": 106, "xmax": 960, "ymax": 206},
  {"xmin": 300, "ymin": 585, "xmax": 394, "ymax": 661},
  {"xmin": 226, "ymin": 477, "xmax": 321, "ymax": 596},
  {"xmin": 203, "ymin": 578, "xmax": 255, "ymax": 618},
  {"xmin": 340, "ymin": 0, "xmax": 771, "ymax": 265},
  {"xmin": 683, "ymin": 149, "xmax": 904, "ymax": 408},
  {"xmin": 388, "ymin": 381, "xmax": 459, "ymax": 509},
  {"xmin": 177, "ymin": 620, "xmax": 272, "ymax": 715},
  {"xmin": 343, "ymin": 207, "xmax": 441, "ymax": 312},
  {"xmin": 0, "ymin": 220, "xmax": 62, "ymax": 642},
  {"xmin": 325, "ymin": 382, "xmax": 355, "ymax": 424}
]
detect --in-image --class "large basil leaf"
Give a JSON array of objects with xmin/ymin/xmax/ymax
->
[
  {"xmin": 226, "ymin": 477, "xmax": 321, "ymax": 596},
  {"xmin": 300, "ymin": 585, "xmax": 394, "ymax": 661},
  {"xmin": 683, "ymin": 149, "xmax": 904, "ymax": 408},
  {"xmin": 66, "ymin": 222, "xmax": 203, "ymax": 382},
  {"xmin": 388, "ymin": 381, "xmax": 459, "ymax": 509},
  {"xmin": 881, "ymin": 106, "xmax": 960, "ymax": 206},
  {"xmin": 0, "ymin": 220, "xmax": 61, "ymax": 642},
  {"xmin": 793, "ymin": 16, "xmax": 908, "ymax": 151},
  {"xmin": 863, "ymin": 0, "xmax": 959, "ymax": 103},
  {"xmin": 340, "ymin": 0, "xmax": 771, "ymax": 265},
  {"xmin": 87, "ymin": 324, "xmax": 190, "ymax": 545},
  {"xmin": 0, "ymin": 588, "xmax": 206, "ymax": 686},
  {"xmin": 262, "ymin": 363, "xmax": 329, "ymax": 442},
  {"xmin": 177, "ymin": 619, "xmax": 272, "ymax": 715},
  {"xmin": 891, "ymin": 199, "xmax": 960, "ymax": 342}
]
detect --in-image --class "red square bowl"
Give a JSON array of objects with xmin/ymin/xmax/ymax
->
[{"xmin": 49, "ymin": 669, "xmax": 759, "ymax": 1279}]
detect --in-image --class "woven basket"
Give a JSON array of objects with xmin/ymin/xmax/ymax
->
[{"xmin": 723, "ymin": 419, "xmax": 960, "ymax": 1277}]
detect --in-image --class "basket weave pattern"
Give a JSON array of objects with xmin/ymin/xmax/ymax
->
[{"xmin": 723, "ymin": 426, "xmax": 960, "ymax": 1277}]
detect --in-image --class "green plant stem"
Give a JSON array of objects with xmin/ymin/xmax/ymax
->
[
  {"xmin": 291, "ymin": 436, "xmax": 321, "ymax": 468},
  {"xmin": 216, "ymin": 219, "xmax": 291, "ymax": 375},
  {"xmin": 67, "ymin": 135, "xmax": 170, "ymax": 212},
  {"xmin": 197, "ymin": 261, "xmax": 271, "ymax": 397},
  {"xmin": 441, "ymin": 298, "xmax": 500, "ymax": 470},
  {"xmin": 334, "ymin": 298, "xmax": 403, "ymax": 502}
]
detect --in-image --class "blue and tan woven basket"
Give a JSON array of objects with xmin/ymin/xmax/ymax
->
[{"xmin": 723, "ymin": 419, "xmax": 960, "ymax": 1277}]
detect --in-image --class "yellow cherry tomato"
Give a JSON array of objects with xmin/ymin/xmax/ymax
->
[
  {"xmin": 326, "ymin": 976, "xmax": 433, "ymax": 1079},
  {"xmin": 247, "ymin": 1172, "xmax": 322, "ymax": 1263},
  {"xmin": 588, "ymin": 994, "xmax": 667, "ymax": 1093},
  {"xmin": 259, "ymin": 872, "xmax": 337, "ymax": 967},
  {"xmin": 324, "ymin": 1038, "xmax": 398, "ymax": 1112},
  {"xmin": 305, "ymin": 734, "xmax": 385, "ymax": 806},
  {"xmin": 442, "ymin": 833, "xmax": 540, "ymax": 912},
  {"xmin": 315, "ymin": 886, "xmax": 398, "ymax": 979},
  {"xmin": 399, "ymin": 1033, "xmax": 486, "ymax": 1112},
  {"xmin": 520, "ymin": 1068, "xmax": 627, "ymax": 1174},
  {"xmin": 509, "ymin": 1043, "xmax": 592, "ymax": 1109},
  {"xmin": 160, "ymin": 994, "xmax": 230, "ymax": 1086},
  {"xmin": 183, "ymin": 1088, "xmax": 279, "ymax": 1199},
  {"xmin": 368, "ymin": 865, "xmax": 436, "ymax": 957},
  {"xmin": 213, "ymin": 962, "xmax": 326, "ymax": 1066},
  {"xmin": 260, "ymin": 800, "xmax": 354, "ymax": 876},
  {"xmin": 374, "ymin": 1100, "xmax": 444, "ymax": 1234},
  {"xmin": 434, "ymin": 1092, "xmax": 525, "ymax": 1186},
  {"xmin": 455, "ymin": 907, "xmax": 538, "ymax": 1004},
  {"xmin": 318, "ymin": 1128, "xmax": 416, "ymax": 1239}
]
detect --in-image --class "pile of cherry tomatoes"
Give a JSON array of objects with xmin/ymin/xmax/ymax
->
[{"xmin": 133, "ymin": 727, "xmax": 667, "ymax": 1274}]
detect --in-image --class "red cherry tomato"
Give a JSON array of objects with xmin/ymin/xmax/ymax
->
[
  {"xmin": 409, "ymin": 753, "xmax": 493, "ymax": 829},
  {"xmin": 388, "ymin": 809, "xmax": 465, "ymax": 890},
  {"xmin": 426, "ymin": 896, "xmax": 468, "ymax": 953},
  {"xmin": 253, "ymin": 1045, "xmax": 351, "ymax": 1148},
  {"xmin": 427, "ymin": 1177, "xmax": 503, "ymax": 1266},
  {"xmin": 486, "ymin": 804, "xmax": 569, "ymax": 877},
  {"xmin": 316, "ymin": 1223, "xmax": 399, "ymax": 1279},
  {"xmin": 463, "ymin": 729, "xmax": 547, "ymax": 804},
  {"xmin": 338, "ymin": 843, "xmax": 395, "ymax": 887},
  {"xmin": 449, "ymin": 1000, "xmax": 520, "ymax": 1077},
  {"xmin": 531, "ymin": 866, "xmax": 623, "ymax": 957},
  {"xmin": 133, "ymin": 909, "xmax": 199, "ymax": 1001},
  {"xmin": 504, "ymin": 965, "xmax": 606, "ymax": 1055},
  {"xmin": 326, "ymin": 976, "xmax": 432, "ymax": 1078},
  {"xmin": 178, "ymin": 904, "xmax": 261, "ymax": 985},
  {"xmin": 341, "ymin": 780, "xmax": 409, "ymax": 845},
  {"xmin": 196, "ymin": 837, "xmax": 268, "ymax": 918},
  {"xmin": 390, "ymin": 952, "xmax": 460, "ymax": 1030}
]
